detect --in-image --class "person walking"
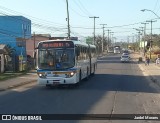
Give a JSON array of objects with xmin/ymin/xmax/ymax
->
[
  {"xmin": 156, "ymin": 57, "xmax": 160, "ymax": 65},
  {"xmin": 145, "ymin": 56, "xmax": 150, "ymax": 66},
  {"xmin": 147, "ymin": 57, "xmax": 150, "ymax": 65}
]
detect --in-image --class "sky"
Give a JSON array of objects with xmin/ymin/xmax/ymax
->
[{"xmin": 0, "ymin": 0, "xmax": 160, "ymax": 42}]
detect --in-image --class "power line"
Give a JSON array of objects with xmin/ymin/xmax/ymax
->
[
  {"xmin": 153, "ymin": 0, "xmax": 159, "ymax": 12},
  {"xmin": 72, "ymin": 0, "xmax": 91, "ymax": 17},
  {"xmin": 77, "ymin": 0, "xmax": 92, "ymax": 16},
  {"xmin": 0, "ymin": 4, "xmax": 160, "ymax": 38},
  {"xmin": 0, "ymin": 5, "xmax": 67, "ymax": 27},
  {"xmin": 0, "ymin": 11, "xmax": 67, "ymax": 33}
]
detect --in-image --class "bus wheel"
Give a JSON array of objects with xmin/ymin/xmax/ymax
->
[
  {"xmin": 68, "ymin": 84, "xmax": 77, "ymax": 88},
  {"xmin": 92, "ymin": 65, "xmax": 95, "ymax": 76},
  {"xmin": 79, "ymin": 70, "xmax": 82, "ymax": 82},
  {"xmin": 46, "ymin": 84, "xmax": 52, "ymax": 88},
  {"xmin": 85, "ymin": 68, "xmax": 89, "ymax": 81}
]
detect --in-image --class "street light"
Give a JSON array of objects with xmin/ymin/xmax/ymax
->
[
  {"xmin": 141, "ymin": 9, "xmax": 158, "ymax": 59},
  {"xmin": 141, "ymin": 9, "xmax": 160, "ymax": 18}
]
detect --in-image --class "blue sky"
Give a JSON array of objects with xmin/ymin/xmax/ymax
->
[{"xmin": 0, "ymin": 0, "xmax": 160, "ymax": 41}]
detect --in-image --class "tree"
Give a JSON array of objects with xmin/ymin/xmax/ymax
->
[
  {"xmin": 141, "ymin": 34, "xmax": 160, "ymax": 53},
  {"xmin": 5, "ymin": 44, "xmax": 16, "ymax": 56}
]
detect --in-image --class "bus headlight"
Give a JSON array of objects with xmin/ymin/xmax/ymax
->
[
  {"xmin": 65, "ymin": 71, "xmax": 76, "ymax": 78},
  {"xmin": 37, "ymin": 72, "xmax": 46, "ymax": 78}
]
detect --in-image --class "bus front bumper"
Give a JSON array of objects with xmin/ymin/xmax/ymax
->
[{"xmin": 38, "ymin": 77, "xmax": 77, "ymax": 85}]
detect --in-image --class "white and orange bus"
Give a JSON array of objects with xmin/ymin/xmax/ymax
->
[{"xmin": 35, "ymin": 39, "xmax": 97, "ymax": 87}]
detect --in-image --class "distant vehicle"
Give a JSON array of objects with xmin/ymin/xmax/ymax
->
[
  {"xmin": 122, "ymin": 53, "xmax": 129, "ymax": 56},
  {"xmin": 121, "ymin": 55, "xmax": 130, "ymax": 62},
  {"xmin": 108, "ymin": 46, "xmax": 114, "ymax": 53},
  {"xmin": 123, "ymin": 50, "xmax": 129, "ymax": 54},
  {"xmin": 122, "ymin": 48, "xmax": 126, "ymax": 51},
  {"xmin": 114, "ymin": 46, "xmax": 121, "ymax": 53}
]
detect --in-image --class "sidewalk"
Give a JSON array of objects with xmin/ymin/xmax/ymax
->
[
  {"xmin": 131, "ymin": 52, "xmax": 160, "ymax": 87},
  {"xmin": 0, "ymin": 70, "xmax": 37, "ymax": 91}
]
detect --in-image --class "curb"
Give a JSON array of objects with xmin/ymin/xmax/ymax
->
[
  {"xmin": 131, "ymin": 53, "xmax": 160, "ymax": 87},
  {"xmin": 137, "ymin": 63, "xmax": 160, "ymax": 87},
  {"xmin": 0, "ymin": 80, "xmax": 36, "ymax": 92}
]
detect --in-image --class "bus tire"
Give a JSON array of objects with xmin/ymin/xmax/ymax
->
[
  {"xmin": 46, "ymin": 84, "xmax": 52, "ymax": 88},
  {"xmin": 85, "ymin": 67, "xmax": 89, "ymax": 81},
  {"xmin": 92, "ymin": 65, "xmax": 95, "ymax": 76},
  {"xmin": 79, "ymin": 70, "xmax": 82, "ymax": 82}
]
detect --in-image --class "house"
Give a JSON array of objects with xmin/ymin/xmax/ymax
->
[
  {"xmin": 26, "ymin": 34, "xmax": 51, "ymax": 57},
  {"xmin": 0, "ymin": 16, "xmax": 31, "ymax": 71}
]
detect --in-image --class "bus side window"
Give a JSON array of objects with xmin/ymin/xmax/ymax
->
[
  {"xmin": 82, "ymin": 46, "xmax": 85, "ymax": 60},
  {"xmin": 93, "ymin": 48, "xmax": 96, "ymax": 57},
  {"xmin": 80, "ymin": 46, "xmax": 83, "ymax": 60},
  {"xmin": 91, "ymin": 49, "xmax": 93, "ymax": 58},
  {"xmin": 87, "ymin": 47, "xmax": 89, "ymax": 59},
  {"xmin": 84, "ymin": 47, "xmax": 86, "ymax": 60},
  {"xmin": 75, "ymin": 46, "xmax": 80, "ymax": 57}
]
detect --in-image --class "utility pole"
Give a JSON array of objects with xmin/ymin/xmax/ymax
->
[
  {"xmin": 139, "ymin": 27, "xmax": 144, "ymax": 53},
  {"xmin": 114, "ymin": 37, "xmax": 117, "ymax": 46},
  {"xmin": 127, "ymin": 36, "xmax": 130, "ymax": 49},
  {"xmin": 89, "ymin": 16, "xmax": 99, "ymax": 45},
  {"xmin": 106, "ymin": 29, "xmax": 111, "ymax": 51},
  {"xmin": 23, "ymin": 25, "xmax": 27, "ymax": 71},
  {"xmin": 141, "ymin": 22, "xmax": 149, "ymax": 56},
  {"xmin": 133, "ymin": 28, "xmax": 143, "ymax": 52},
  {"xmin": 100, "ymin": 24, "xmax": 107, "ymax": 53},
  {"xmin": 146, "ymin": 20, "xmax": 157, "ymax": 59},
  {"xmin": 33, "ymin": 32, "xmax": 35, "ymax": 50},
  {"xmin": 66, "ymin": 0, "xmax": 70, "ymax": 39},
  {"xmin": 110, "ymin": 32, "xmax": 114, "ymax": 45},
  {"xmin": 33, "ymin": 32, "xmax": 36, "ymax": 69}
]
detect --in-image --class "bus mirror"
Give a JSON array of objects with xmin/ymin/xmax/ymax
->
[
  {"xmin": 77, "ymin": 48, "xmax": 80, "ymax": 56},
  {"xmin": 34, "ymin": 50, "xmax": 36, "ymax": 59},
  {"xmin": 34, "ymin": 50, "xmax": 37, "ymax": 68},
  {"xmin": 76, "ymin": 47, "xmax": 80, "ymax": 56}
]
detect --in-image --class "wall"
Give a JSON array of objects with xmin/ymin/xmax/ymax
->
[
  {"xmin": 26, "ymin": 35, "xmax": 50, "ymax": 57},
  {"xmin": 0, "ymin": 16, "xmax": 31, "ymax": 71},
  {"xmin": 0, "ymin": 16, "xmax": 31, "ymax": 57}
]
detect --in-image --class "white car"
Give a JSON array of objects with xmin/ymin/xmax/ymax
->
[
  {"xmin": 122, "ymin": 53, "xmax": 129, "ymax": 56},
  {"xmin": 121, "ymin": 55, "xmax": 130, "ymax": 62}
]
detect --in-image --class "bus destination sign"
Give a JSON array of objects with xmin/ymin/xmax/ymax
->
[{"xmin": 39, "ymin": 41, "xmax": 74, "ymax": 48}]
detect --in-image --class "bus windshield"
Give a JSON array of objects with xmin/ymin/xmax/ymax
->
[{"xmin": 38, "ymin": 49, "xmax": 75, "ymax": 70}]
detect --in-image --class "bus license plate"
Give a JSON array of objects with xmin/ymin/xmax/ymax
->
[{"xmin": 53, "ymin": 82, "xmax": 60, "ymax": 85}]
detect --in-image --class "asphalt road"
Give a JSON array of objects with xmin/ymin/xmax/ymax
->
[{"xmin": 0, "ymin": 53, "xmax": 160, "ymax": 123}]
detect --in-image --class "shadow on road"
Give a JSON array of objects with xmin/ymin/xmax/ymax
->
[{"xmin": 80, "ymin": 73, "xmax": 159, "ymax": 93}]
